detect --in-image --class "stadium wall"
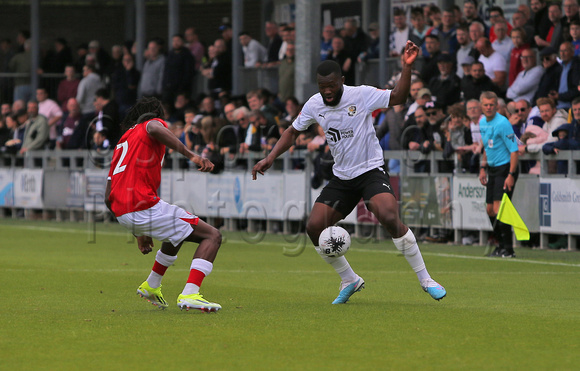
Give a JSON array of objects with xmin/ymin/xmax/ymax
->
[{"xmin": 0, "ymin": 150, "xmax": 579, "ymax": 250}]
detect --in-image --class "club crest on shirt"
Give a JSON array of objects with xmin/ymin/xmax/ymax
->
[
  {"xmin": 347, "ymin": 105, "xmax": 357, "ymax": 116},
  {"xmin": 507, "ymin": 133, "xmax": 515, "ymax": 142}
]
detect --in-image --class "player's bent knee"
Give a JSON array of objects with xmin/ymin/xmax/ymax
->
[{"xmin": 211, "ymin": 228, "xmax": 223, "ymax": 247}]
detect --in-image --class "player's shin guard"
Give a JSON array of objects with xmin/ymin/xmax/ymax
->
[
  {"xmin": 316, "ymin": 248, "xmax": 357, "ymax": 282},
  {"xmin": 392, "ymin": 229, "xmax": 429, "ymax": 279},
  {"xmin": 147, "ymin": 250, "xmax": 178, "ymax": 288}
]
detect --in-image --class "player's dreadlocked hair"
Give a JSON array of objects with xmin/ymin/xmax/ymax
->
[{"xmin": 120, "ymin": 96, "xmax": 165, "ymax": 133}]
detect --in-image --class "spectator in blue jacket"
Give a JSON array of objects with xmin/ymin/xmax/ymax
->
[{"xmin": 542, "ymin": 123, "xmax": 580, "ymax": 174}]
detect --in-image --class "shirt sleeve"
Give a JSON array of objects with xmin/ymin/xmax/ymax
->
[
  {"xmin": 292, "ymin": 99, "xmax": 318, "ymax": 132},
  {"xmin": 360, "ymin": 85, "xmax": 392, "ymax": 112},
  {"xmin": 501, "ymin": 118, "xmax": 519, "ymax": 153}
]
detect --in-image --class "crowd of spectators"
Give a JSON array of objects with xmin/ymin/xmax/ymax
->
[{"xmin": 1, "ymin": 0, "xmax": 580, "ymax": 183}]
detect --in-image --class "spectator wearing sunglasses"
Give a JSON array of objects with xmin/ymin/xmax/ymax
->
[
  {"xmin": 508, "ymin": 99, "xmax": 543, "ymax": 139},
  {"xmin": 423, "ymin": 101, "xmax": 447, "ymax": 153},
  {"xmin": 533, "ymin": 46, "xmax": 562, "ymax": 102}
]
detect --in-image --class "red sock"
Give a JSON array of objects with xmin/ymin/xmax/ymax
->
[
  {"xmin": 187, "ymin": 269, "xmax": 206, "ymax": 287},
  {"xmin": 152, "ymin": 261, "xmax": 169, "ymax": 276}
]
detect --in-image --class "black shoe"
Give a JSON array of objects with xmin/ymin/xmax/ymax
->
[
  {"xmin": 489, "ymin": 247, "xmax": 502, "ymax": 257},
  {"xmin": 501, "ymin": 249, "xmax": 516, "ymax": 258}
]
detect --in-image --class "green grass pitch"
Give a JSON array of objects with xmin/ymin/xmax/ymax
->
[{"xmin": 1, "ymin": 219, "xmax": 579, "ymax": 370}]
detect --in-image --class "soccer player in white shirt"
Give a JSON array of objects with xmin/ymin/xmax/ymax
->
[{"xmin": 252, "ymin": 41, "xmax": 446, "ymax": 304}]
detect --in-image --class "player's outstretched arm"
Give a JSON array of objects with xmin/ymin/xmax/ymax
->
[
  {"xmin": 389, "ymin": 41, "xmax": 419, "ymax": 106},
  {"xmin": 252, "ymin": 125, "xmax": 300, "ymax": 180},
  {"xmin": 147, "ymin": 120, "xmax": 214, "ymax": 172}
]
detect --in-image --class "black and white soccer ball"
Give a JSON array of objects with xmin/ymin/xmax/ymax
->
[{"xmin": 318, "ymin": 226, "xmax": 351, "ymax": 257}]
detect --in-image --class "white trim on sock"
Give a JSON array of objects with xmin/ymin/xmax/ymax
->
[
  {"xmin": 190, "ymin": 258, "xmax": 213, "ymax": 276},
  {"xmin": 156, "ymin": 250, "xmax": 177, "ymax": 267}
]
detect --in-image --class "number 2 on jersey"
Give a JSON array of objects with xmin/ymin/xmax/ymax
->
[{"xmin": 113, "ymin": 141, "xmax": 128, "ymax": 175}]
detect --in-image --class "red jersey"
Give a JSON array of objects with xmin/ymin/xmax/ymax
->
[{"xmin": 108, "ymin": 119, "xmax": 167, "ymax": 216}]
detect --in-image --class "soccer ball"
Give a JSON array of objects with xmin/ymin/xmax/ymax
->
[{"xmin": 318, "ymin": 226, "xmax": 351, "ymax": 257}]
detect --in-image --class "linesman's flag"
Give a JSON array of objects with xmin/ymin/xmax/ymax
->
[{"xmin": 497, "ymin": 193, "xmax": 530, "ymax": 241}]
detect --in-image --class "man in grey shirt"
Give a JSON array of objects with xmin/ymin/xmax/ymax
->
[
  {"xmin": 138, "ymin": 39, "xmax": 165, "ymax": 98},
  {"xmin": 76, "ymin": 64, "xmax": 104, "ymax": 117}
]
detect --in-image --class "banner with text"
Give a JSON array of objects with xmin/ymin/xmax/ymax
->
[
  {"xmin": 538, "ymin": 178, "xmax": 580, "ymax": 234},
  {"xmin": 452, "ymin": 176, "xmax": 492, "ymax": 231},
  {"xmin": 13, "ymin": 169, "xmax": 43, "ymax": 208}
]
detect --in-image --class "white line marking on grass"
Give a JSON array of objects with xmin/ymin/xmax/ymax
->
[{"xmin": 3, "ymin": 225, "xmax": 579, "ymax": 268}]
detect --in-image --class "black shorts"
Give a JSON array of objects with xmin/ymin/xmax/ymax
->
[
  {"xmin": 315, "ymin": 167, "xmax": 395, "ymax": 217},
  {"xmin": 486, "ymin": 163, "xmax": 517, "ymax": 203}
]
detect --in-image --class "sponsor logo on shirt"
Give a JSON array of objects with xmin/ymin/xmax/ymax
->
[{"xmin": 326, "ymin": 127, "xmax": 354, "ymax": 142}]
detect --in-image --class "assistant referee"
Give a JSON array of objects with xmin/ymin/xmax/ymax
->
[{"xmin": 478, "ymin": 91, "xmax": 520, "ymax": 258}]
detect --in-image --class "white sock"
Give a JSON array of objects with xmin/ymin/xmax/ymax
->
[
  {"xmin": 392, "ymin": 229, "xmax": 430, "ymax": 281},
  {"xmin": 318, "ymin": 254, "xmax": 358, "ymax": 283},
  {"xmin": 182, "ymin": 259, "xmax": 213, "ymax": 296},
  {"xmin": 146, "ymin": 250, "xmax": 177, "ymax": 288}
]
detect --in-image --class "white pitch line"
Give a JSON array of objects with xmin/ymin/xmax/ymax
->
[{"xmin": 2, "ymin": 224, "xmax": 579, "ymax": 268}]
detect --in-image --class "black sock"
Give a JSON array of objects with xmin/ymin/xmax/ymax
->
[{"xmin": 498, "ymin": 221, "xmax": 514, "ymax": 253}]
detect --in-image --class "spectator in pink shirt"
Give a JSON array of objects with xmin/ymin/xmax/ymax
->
[
  {"xmin": 37, "ymin": 87, "xmax": 63, "ymax": 149},
  {"xmin": 185, "ymin": 27, "xmax": 205, "ymax": 70}
]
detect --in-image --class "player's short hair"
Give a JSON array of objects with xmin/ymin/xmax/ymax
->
[
  {"xmin": 411, "ymin": 6, "xmax": 424, "ymax": 18},
  {"xmin": 571, "ymin": 19, "xmax": 580, "ymax": 27},
  {"xmin": 572, "ymin": 96, "xmax": 580, "ymax": 106},
  {"xmin": 246, "ymin": 89, "xmax": 263, "ymax": 101},
  {"xmin": 479, "ymin": 91, "xmax": 498, "ymax": 102},
  {"xmin": 95, "ymin": 88, "xmax": 110, "ymax": 100},
  {"xmin": 394, "ymin": 7, "xmax": 405, "ymax": 16},
  {"xmin": 424, "ymin": 34, "xmax": 440, "ymax": 42},
  {"xmin": 429, "ymin": 5, "xmax": 441, "ymax": 14},
  {"xmin": 470, "ymin": 21, "xmax": 485, "ymax": 32},
  {"xmin": 517, "ymin": 99, "xmax": 531, "ymax": 108},
  {"xmin": 248, "ymin": 109, "xmax": 265, "ymax": 120},
  {"xmin": 489, "ymin": 6, "xmax": 504, "ymax": 16},
  {"xmin": 121, "ymin": 96, "xmax": 165, "ymax": 133},
  {"xmin": 536, "ymin": 97, "xmax": 556, "ymax": 109},
  {"xmin": 448, "ymin": 104, "xmax": 467, "ymax": 119},
  {"xmin": 511, "ymin": 27, "xmax": 527, "ymax": 39},
  {"xmin": 317, "ymin": 60, "xmax": 342, "ymax": 77},
  {"xmin": 457, "ymin": 24, "xmax": 469, "ymax": 33},
  {"xmin": 466, "ymin": 99, "xmax": 480, "ymax": 107}
]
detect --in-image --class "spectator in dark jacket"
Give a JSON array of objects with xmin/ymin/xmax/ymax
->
[
  {"xmin": 428, "ymin": 53, "xmax": 461, "ymax": 108},
  {"xmin": 244, "ymin": 110, "xmax": 280, "ymax": 152},
  {"xmin": 162, "ymin": 34, "xmax": 195, "ymax": 105},
  {"xmin": 534, "ymin": 46, "xmax": 563, "ymax": 102},
  {"xmin": 420, "ymin": 35, "xmax": 442, "ymax": 82},
  {"xmin": 461, "ymin": 61, "xmax": 503, "ymax": 101},
  {"xmin": 264, "ymin": 21, "xmax": 283, "ymax": 64},
  {"xmin": 112, "ymin": 53, "xmax": 140, "ymax": 117}
]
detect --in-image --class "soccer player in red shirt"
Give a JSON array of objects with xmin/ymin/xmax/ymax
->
[{"xmin": 105, "ymin": 97, "xmax": 222, "ymax": 312}]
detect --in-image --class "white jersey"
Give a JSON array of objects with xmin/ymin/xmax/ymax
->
[{"xmin": 293, "ymin": 85, "xmax": 391, "ymax": 180}]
